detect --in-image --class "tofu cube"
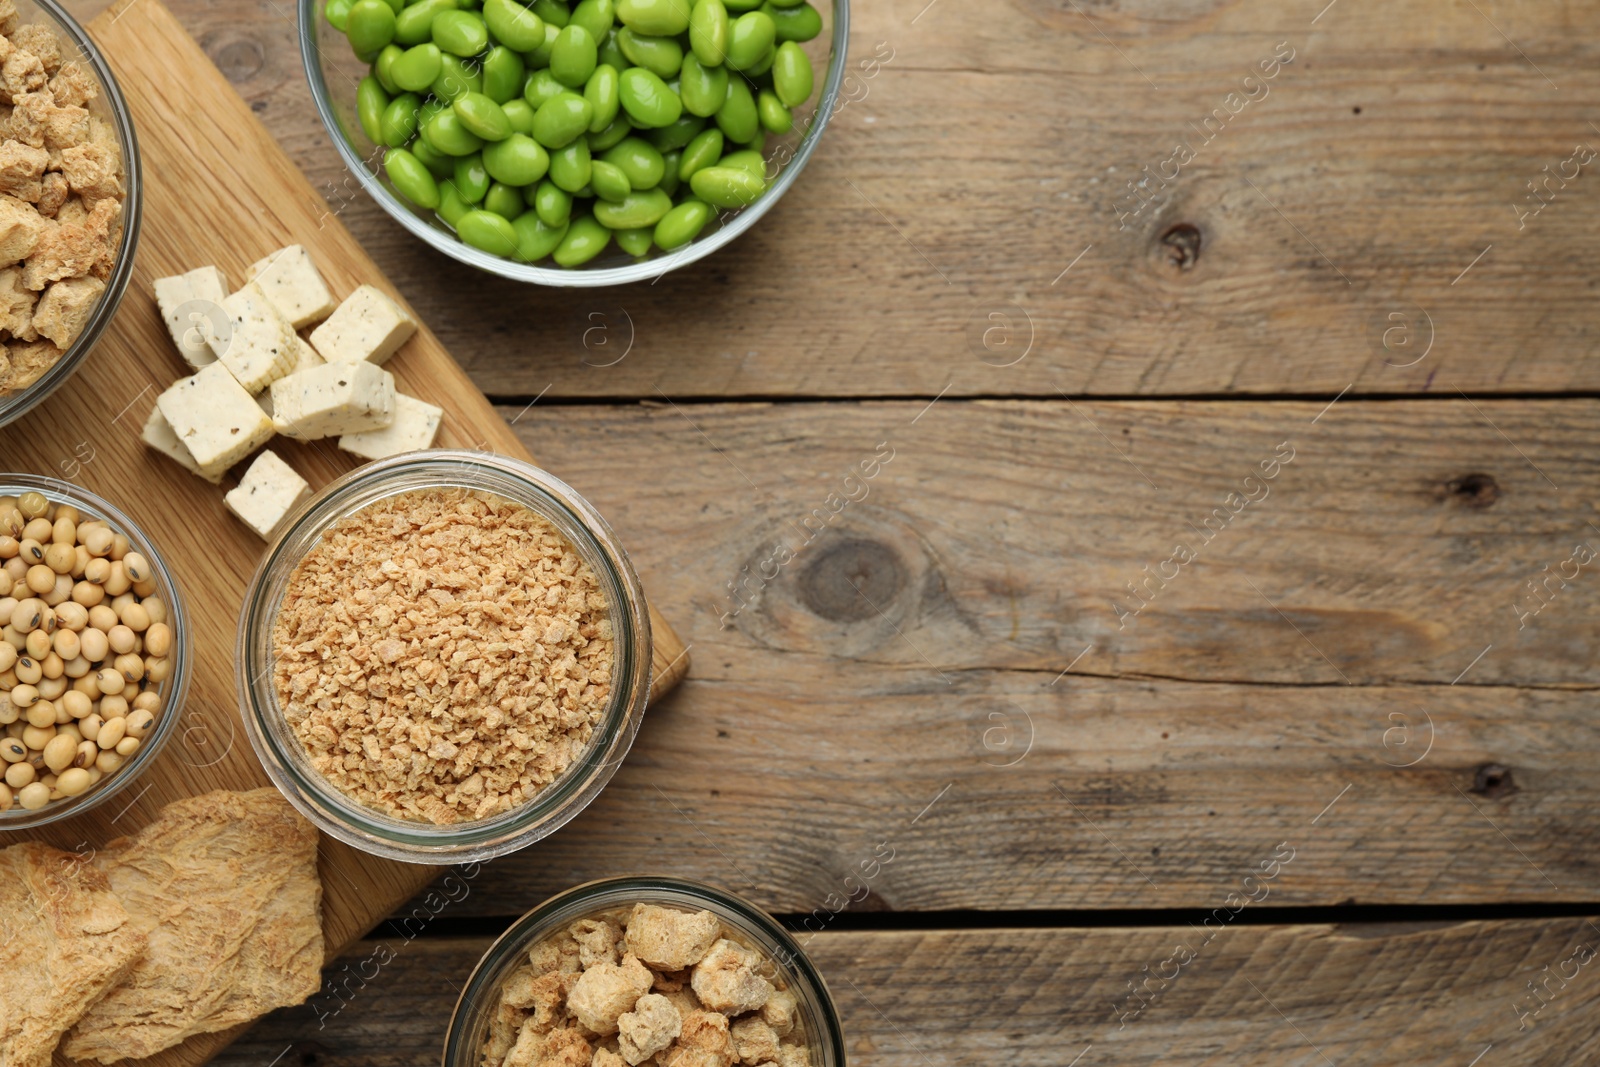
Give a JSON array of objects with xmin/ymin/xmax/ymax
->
[
  {"xmin": 309, "ymin": 285, "xmax": 416, "ymax": 365},
  {"xmin": 256, "ymin": 336, "xmax": 324, "ymax": 419},
  {"xmin": 139, "ymin": 406, "xmax": 223, "ymax": 485},
  {"xmin": 246, "ymin": 245, "xmax": 336, "ymax": 328},
  {"xmin": 152, "ymin": 265, "xmax": 227, "ymax": 368},
  {"xmin": 154, "ymin": 361, "xmax": 275, "ymax": 473},
  {"xmin": 269, "ymin": 360, "xmax": 395, "ymax": 440},
  {"xmin": 337, "ymin": 393, "xmax": 442, "ymax": 460},
  {"xmin": 224, "ymin": 450, "xmax": 310, "ymax": 540},
  {"xmin": 210, "ymin": 282, "xmax": 298, "ymax": 393}
]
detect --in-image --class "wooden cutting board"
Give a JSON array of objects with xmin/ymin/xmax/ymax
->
[{"xmin": 0, "ymin": 1, "xmax": 690, "ymax": 1064}]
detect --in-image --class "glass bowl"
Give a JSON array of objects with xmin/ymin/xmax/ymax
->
[
  {"xmin": 443, "ymin": 876, "xmax": 848, "ymax": 1067},
  {"xmin": 0, "ymin": 0, "xmax": 141, "ymax": 428},
  {"xmin": 298, "ymin": 0, "xmax": 847, "ymax": 286},
  {"xmin": 0, "ymin": 477, "xmax": 190, "ymax": 830},
  {"xmin": 236, "ymin": 450, "xmax": 653, "ymax": 864}
]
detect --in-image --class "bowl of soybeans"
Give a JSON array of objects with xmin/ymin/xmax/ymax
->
[{"xmin": 0, "ymin": 478, "xmax": 191, "ymax": 829}]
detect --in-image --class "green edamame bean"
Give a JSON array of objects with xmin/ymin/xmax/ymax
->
[
  {"xmin": 617, "ymin": 67, "xmax": 680, "ymax": 127},
  {"xmin": 395, "ymin": 0, "xmax": 454, "ymax": 44},
  {"xmin": 762, "ymin": 0, "xmax": 820, "ymax": 42},
  {"xmin": 553, "ymin": 214, "xmax": 612, "ymax": 265},
  {"xmin": 615, "ymin": 0, "xmax": 689, "ymax": 36},
  {"xmin": 358, "ymin": 76, "xmax": 389, "ymax": 142},
  {"xmin": 484, "ymin": 181, "xmax": 524, "ymax": 218},
  {"xmin": 724, "ymin": 10, "xmax": 773, "ymax": 70},
  {"xmin": 524, "ymin": 68, "xmax": 567, "ymax": 109},
  {"xmin": 512, "ymin": 212, "xmax": 569, "ymax": 261},
  {"xmin": 455, "ymin": 91, "xmax": 514, "ymax": 140},
  {"xmin": 617, "ymin": 27, "xmax": 683, "ymax": 77},
  {"xmin": 374, "ymin": 44, "xmax": 404, "ymax": 92},
  {"xmin": 374, "ymin": 0, "xmax": 402, "ymax": 14},
  {"xmin": 766, "ymin": 0, "xmax": 806, "ymax": 8},
  {"xmin": 532, "ymin": 0, "xmax": 571, "ymax": 27},
  {"xmin": 532, "ymin": 179, "xmax": 573, "ymax": 225},
  {"xmin": 689, "ymin": 0, "xmax": 728, "ymax": 64},
  {"xmin": 746, "ymin": 47, "xmax": 774, "ymax": 77},
  {"xmin": 418, "ymin": 95, "xmax": 450, "ymax": 129},
  {"xmin": 433, "ymin": 54, "xmax": 484, "ymax": 100},
  {"xmin": 326, "ymin": 0, "xmax": 353, "ymax": 32},
  {"xmin": 548, "ymin": 138, "xmax": 592, "ymax": 190},
  {"xmin": 590, "ymin": 159, "xmax": 632, "ymax": 201},
  {"xmin": 484, "ymin": 0, "xmax": 545, "ymax": 50},
  {"xmin": 346, "ymin": 0, "xmax": 397, "ymax": 55},
  {"xmin": 502, "ymin": 97, "xmax": 536, "ymax": 133},
  {"xmin": 433, "ymin": 9, "xmax": 489, "ymax": 56},
  {"xmin": 741, "ymin": 128, "xmax": 765, "ymax": 152},
  {"xmin": 592, "ymin": 187, "xmax": 672, "ymax": 228},
  {"xmin": 528, "ymin": 21, "xmax": 562, "ymax": 64},
  {"xmin": 412, "ymin": 136, "xmax": 456, "ymax": 176},
  {"xmin": 658, "ymin": 148, "xmax": 681, "ymax": 194},
  {"xmin": 484, "ymin": 132, "xmax": 551, "ymax": 184},
  {"xmin": 392, "ymin": 42, "xmax": 443, "ymax": 92},
  {"xmin": 423, "ymin": 108, "xmax": 487, "ymax": 154},
  {"xmin": 602, "ymin": 136, "xmax": 665, "ymax": 188},
  {"xmin": 550, "ymin": 24, "xmax": 598, "ymax": 86},
  {"xmin": 381, "ymin": 92, "xmax": 424, "ymax": 147},
  {"xmin": 587, "ymin": 114, "xmax": 633, "ymax": 150},
  {"xmin": 482, "ymin": 46, "xmax": 526, "ymax": 103},
  {"xmin": 757, "ymin": 88, "xmax": 791, "ymax": 133},
  {"xmin": 570, "ymin": 0, "xmax": 615, "ymax": 42},
  {"xmin": 771, "ymin": 40, "xmax": 812, "ymax": 106},
  {"xmin": 714, "ymin": 76, "xmax": 756, "ymax": 142},
  {"xmin": 457, "ymin": 208, "xmax": 520, "ymax": 255},
  {"xmin": 722, "ymin": 0, "xmax": 762, "ymax": 10},
  {"xmin": 585, "ymin": 64, "xmax": 620, "ymax": 132},
  {"xmin": 438, "ymin": 180, "xmax": 471, "ymax": 225},
  {"xmin": 644, "ymin": 112, "xmax": 703, "ymax": 150},
  {"xmin": 385, "ymin": 147, "xmax": 441, "ymax": 208},
  {"xmin": 531, "ymin": 90, "xmax": 594, "ymax": 147},
  {"xmin": 453, "ymin": 153, "xmax": 491, "ymax": 201},
  {"xmin": 689, "ymin": 163, "xmax": 764, "ymax": 207},
  {"xmin": 653, "ymin": 196, "xmax": 712, "ymax": 249},
  {"xmin": 678, "ymin": 54, "xmax": 727, "ymax": 117},
  {"xmin": 614, "ymin": 226, "xmax": 653, "ymax": 256},
  {"xmin": 717, "ymin": 148, "xmax": 764, "ymax": 178},
  {"xmin": 676, "ymin": 127, "xmax": 722, "ymax": 181},
  {"xmin": 597, "ymin": 27, "xmax": 627, "ymax": 69}
]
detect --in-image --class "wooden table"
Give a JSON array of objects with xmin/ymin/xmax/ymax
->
[{"xmin": 68, "ymin": 0, "xmax": 1600, "ymax": 1062}]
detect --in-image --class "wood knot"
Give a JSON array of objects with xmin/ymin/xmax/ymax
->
[
  {"xmin": 204, "ymin": 33, "xmax": 265, "ymax": 83},
  {"xmin": 1447, "ymin": 473, "xmax": 1499, "ymax": 508},
  {"xmin": 1471, "ymin": 763, "xmax": 1517, "ymax": 800},
  {"xmin": 1159, "ymin": 223, "xmax": 1202, "ymax": 270},
  {"xmin": 799, "ymin": 539, "xmax": 906, "ymax": 622}
]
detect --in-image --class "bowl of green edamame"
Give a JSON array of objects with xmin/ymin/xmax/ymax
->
[{"xmin": 301, "ymin": 0, "xmax": 845, "ymax": 285}]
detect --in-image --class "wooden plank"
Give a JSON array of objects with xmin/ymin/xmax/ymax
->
[
  {"xmin": 157, "ymin": 0, "xmax": 1600, "ymax": 398},
  {"xmin": 0, "ymin": 3, "xmax": 684, "ymax": 1065},
  {"xmin": 213, "ymin": 921, "xmax": 1600, "ymax": 1067},
  {"xmin": 389, "ymin": 398, "xmax": 1600, "ymax": 912}
]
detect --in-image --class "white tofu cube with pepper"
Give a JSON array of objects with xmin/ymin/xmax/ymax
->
[
  {"xmin": 309, "ymin": 285, "xmax": 416, "ymax": 366},
  {"xmin": 338, "ymin": 393, "xmax": 443, "ymax": 460},
  {"xmin": 155, "ymin": 361, "xmax": 276, "ymax": 474},
  {"xmin": 224, "ymin": 451, "xmax": 311, "ymax": 540},
  {"xmin": 208, "ymin": 282, "xmax": 298, "ymax": 394},
  {"xmin": 246, "ymin": 245, "xmax": 336, "ymax": 329},
  {"xmin": 152, "ymin": 265, "xmax": 227, "ymax": 368},
  {"xmin": 270, "ymin": 360, "xmax": 395, "ymax": 440},
  {"xmin": 140, "ymin": 406, "xmax": 224, "ymax": 485},
  {"xmin": 256, "ymin": 336, "xmax": 325, "ymax": 419}
]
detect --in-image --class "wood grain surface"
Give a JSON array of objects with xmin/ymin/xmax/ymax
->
[
  {"xmin": 129, "ymin": 0, "xmax": 1600, "ymax": 399},
  {"xmin": 214, "ymin": 922, "xmax": 1600, "ymax": 1067},
  {"xmin": 30, "ymin": 0, "xmax": 1600, "ymax": 1064},
  {"xmin": 0, "ymin": 4, "xmax": 685, "ymax": 1066}
]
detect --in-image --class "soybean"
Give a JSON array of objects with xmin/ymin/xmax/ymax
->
[
  {"xmin": 725, "ymin": 10, "xmax": 775, "ymax": 71},
  {"xmin": 592, "ymin": 186, "xmax": 672, "ymax": 228},
  {"xmin": 618, "ymin": 66, "xmax": 681, "ymax": 127},
  {"xmin": 345, "ymin": 0, "xmax": 397, "ymax": 56},
  {"xmin": 482, "ymin": 46, "xmax": 527, "ymax": 104},
  {"xmin": 689, "ymin": 0, "xmax": 728, "ymax": 64},
  {"xmin": 395, "ymin": 0, "xmax": 454, "ymax": 44},
  {"xmin": 676, "ymin": 127, "xmax": 723, "ymax": 182},
  {"xmin": 616, "ymin": 0, "xmax": 690, "ymax": 36},
  {"xmin": 484, "ymin": 0, "xmax": 546, "ymax": 50},
  {"xmin": 617, "ymin": 27, "xmax": 683, "ymax": 78},
  {"xmin": 689, "ymin": 164, "xmax": 765, "ymax": 207},
  {"xmin": 455, "ymin": 92, "xmax": 514, "ymax": 141},
  {"xmin": 484, "ymin": 182, "xmax": 526, "ymax": 219},
  {"xmin": 552, "ymin": 215, "xmax": 613, "ymax": 265},
  {"xmin": 432, "ymin": 9, "xmax": 489, "ymax": 56},
  {"xmin": 386, "ymin": 147, "xmax": 442, "ymax": 208},
  {"xmin": 757, "ymin": 89, "xmax": 791, "ymax": 133},
  {"xmin": 585, "ymin": 64, "xmax": 621, "ymax": 132},
  {"xmin": 357, "ymin": 76, "xmax": 389, "ymax": 143},
  {"xmin": 457, "ymin": 209, "xmax": 521, "ymax": 255},
  {"xmin": 550, "ymin": 24, "xmax": 599, "ymax": 87},
  {"xmin": 548, "ymin": 138, "xmax": 592, "ymax": 191},
  {"xmin": 512, "ymin": 212, "xmax": 570, "ymax": 260},
  {"xmin": 678, "ymin": 54, "xmax": 727, "ymax": 118},
  {"xmin": 771, "ymin": 41, "xmax": 813, "ymax": 107},
  {"xmin": 614, "ymin": 226, "xmax": 654, "ymax": 256},
  {"xmin": 484, "ymin": 133, "xmax": 551, "ymax": 185},
  {"xmin": 714, "ymin": 76, "xmax": 757, "ymax": 143},
  {"xmin": 570, "ymin": 0, "xmax": 616, "ymax": 42},
  {"xmin": 531, "ymin": 91, "xmax": 595, "ymax": 148},
  {"xmin": 533, "ymin": 180, "xmax": 574, "ymax": 226},
  {"xmin": 653, "ymin": 196, "xmax": 713, "ymax": 249},
  {"xmin": 381, "ymin": 92, "xmax": 424, "ymax": 147},
  {"xmin": 391, "ymin": 42, "xmax": 443, "ymax": 93},
  {"xmin": 763, "ymin": 0, "xmax": 820, "ymax": 41},
  {"xmin": 590, "ymin": 159, "xmax": 632, "ymax": 201}
]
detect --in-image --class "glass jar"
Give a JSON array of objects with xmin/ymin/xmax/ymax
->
[
  {"xmin": 235, "ymin": 450, "xmax": 652, "ymax": 864},
  {"xmin": 443, "ymin": 876, "xmax": 848, "ymax": 1067},
  {"xmin": 0, "ymin": 476, "xmax": 190, "ymax": 829}
]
